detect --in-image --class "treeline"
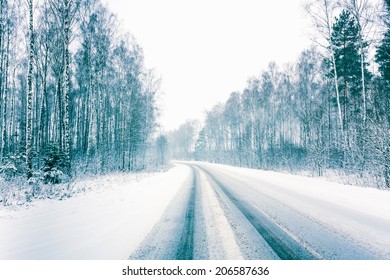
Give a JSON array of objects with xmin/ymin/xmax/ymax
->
[
  {"xmin": 0, "ymin": 0, "xmax": 160, "ymax": 183},
  {"xmin": 168, "ymin": 0, "xmax": 390, "ymax": 188}
]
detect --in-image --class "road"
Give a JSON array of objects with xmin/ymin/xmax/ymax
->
[{"xmin": 129, "ymin": 162, "xmax": 390, "ymax": 260}]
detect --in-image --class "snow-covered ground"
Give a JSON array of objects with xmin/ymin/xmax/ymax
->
[
  {"xmin": 1, "ymin": 162, "xmax": 389, "ymax": 260},
  {"xmin": 188, "ymin": 161, "xmax": 390, "ymax": 259},
  {"xmin": 0, "ymin": 165, "xmax": 191, "ymax": 259}
]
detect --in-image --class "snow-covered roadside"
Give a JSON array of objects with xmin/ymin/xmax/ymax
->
[
  {"xmin": 196, "ymin": 162, "xmax": 390, "ymax": 220},
  {"xmin": 0, "ymin": 165, "xmax": 191, "ymax": 259},
  {"xmin": 189, "ymin": 161, "xmax": 390, "ymax": 259}
]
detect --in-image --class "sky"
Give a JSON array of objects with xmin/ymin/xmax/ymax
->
[{"xmin": 101, "ymin": 0, "xmax": 312, "ymax": 131}]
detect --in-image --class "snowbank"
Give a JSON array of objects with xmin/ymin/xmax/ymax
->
[{"xmin": 0, "ymin": 165, "xmax": 191, "ymax": 259}]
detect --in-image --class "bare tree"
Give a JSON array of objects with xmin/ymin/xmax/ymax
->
[
  {"xmin": 305, "ymin": 0, "xmax": 343, "ymax": 132},
  {"xmin": 26, "ymin": 0, "xmax": 34, "ymax": 179},
  {"xmin": 63, "ymin": 0, "xmax": 71, "ymax": 174},
  {"xmin": 340, "ymin": 0, "xmax": 377, "ymax": 124}
]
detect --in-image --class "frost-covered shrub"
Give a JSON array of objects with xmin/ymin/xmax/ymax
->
[
  {"xmin": 41, "ymin": 143, "xmax": 67, "ymax": 184},
  {"xmin": 42, "ymin": 168, "xmax": 66, "ymax": 184},
  {"xmin": 0, "ymin": 163, "xmax": 17, "ymax": 179},
  {"xmin": 0, "ymin": 175, "xmax": 31, "ymax": 207},
  {"xmin": 0, "ymin": 152, "xmax": 26, "ymax": 180}
]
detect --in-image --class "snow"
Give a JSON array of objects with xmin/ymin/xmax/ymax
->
[
  {"xmin": 197, "ymin": 167, "xmax": 279, "ymax": 259},
  {"xmin": 196, "ymin": 169, "xmax": 244, "ymax": 259},
  {"xmin": 1, "ymin": 161, "xmax": 389, "ymax": 260},
  {"xmin": 195, "ymin": 161, "xmax": 390, "ymax": 218},
  {"xmin": 188, "ymin": 161, "xmax": 390, "ymax": 259},
  {"xmin": 0, "ymin": 165, "xmax": 191, "ymax": 259}
]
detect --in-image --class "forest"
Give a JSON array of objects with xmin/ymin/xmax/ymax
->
[
  {"xmin": 1, "ymin": 0, "xmax": 389, "ymax": 193},
  {"xmin": 168, "ymin": 0, "xmax": 390, "ymax": 189},
  {"xmin": 0, "ymin": 0, "xmax": 162, "ymax": 187}
]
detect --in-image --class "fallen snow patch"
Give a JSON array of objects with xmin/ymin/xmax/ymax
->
[{"xmin": 0, "ymin": 164, "xmax": 191, "ymax": 259}]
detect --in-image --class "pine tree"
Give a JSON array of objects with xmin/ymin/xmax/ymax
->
[
  {"xmin": 341, "ymin": 0, "xmax": 376, "ymax": 124},
  {"xmin": 386, "ymin": 0, "xmax": 390, "ymax": 27},
  {"xmin": 376, "ymin": 0, "xmax": 390, "ymax": 82},
  {"xmin": 305, "ymin": 0, "xmax": 344, "ymax": 135},
  {"xmin": 156, "ymin": 135, "xmax": 168, "ymax": 166},
  {"xmin": 376, "ymin": 29, "xmax": 390, "ymax": 82},
  {"xmin": 330, "ymin": 10, "xmax": 368, "ymax": 127},
  {"xmin": 194, "ymin": 128, "xmax": 207, "ymax": 161}
]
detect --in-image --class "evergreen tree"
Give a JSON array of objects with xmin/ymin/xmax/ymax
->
[
  {"xmin": 376, "ymin": 29, "xmax": 390, "ymax": 82},
  {"xmin": 330, "ymin": 10, "xmax": 370, "ymax": 128},
  {"xmin": 156, "ymin": 135, "xmax": 168, "ymax": 166},
  {"xmin": 376, "ymin": 0, "xmax": 390, "ymax": 82},
  {"xmin": 386, "ymin": 0, "xmax": 390, "ymax": 27},
  {"xmin": 194, "ymin": 128, "xmax": 207, "ymax": 161}
]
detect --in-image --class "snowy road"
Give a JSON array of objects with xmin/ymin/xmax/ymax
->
[
  {"xmin": 1, "ymin": 162, "xmax": 389, "ymax": 259},
  {"xmin": 131, "ymin": 162, "xmax": 390, "ymax": 260}
]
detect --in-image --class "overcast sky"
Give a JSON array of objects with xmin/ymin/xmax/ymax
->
[{"xmin": 101, "ymin": 0, "xmax": 312, "ymax": 131}]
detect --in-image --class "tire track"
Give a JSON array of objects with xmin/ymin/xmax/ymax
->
[
  {"xmin": 175, "ymin": 166, "xmax": 198, "ymax": 260},
  {"xmin": 196, "ymin": 165, "xmax": 319, "ymax": 260},
  {"xmin": 128, "ymin": 165, "xmax": 198, "ymax": 260}
]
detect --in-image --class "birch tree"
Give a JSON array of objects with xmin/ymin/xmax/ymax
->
[
  {"xmin": 340, "ymin": 0, "xmax": 376, "ymax": 124},
  {"xmin": 0, "ymin": 0, "xmax": 8, "ymax": 164},
  {"xmin": 63, "ymin": 0, "xmax": 71, "ymax": 174},
  {"xmin": 26, "ymin": 0, "xmax": 34, "ymax": 179},
  {"xmin": 305, "ymin": 0, "xmax": 344, "ymax": 134}
]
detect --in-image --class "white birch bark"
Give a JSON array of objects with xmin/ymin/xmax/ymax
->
[
  {"xmin": 26, "ymin": 0, "xmax": 34, "ymax": 178},
  {"xmin": 63, "ymin": 0, "xmax": 71, "ymax": 174}
]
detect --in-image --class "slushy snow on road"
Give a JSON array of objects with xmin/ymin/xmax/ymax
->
[{"xmin": 0, "ymin": 162, "xmax": 389, "ymax": 259}]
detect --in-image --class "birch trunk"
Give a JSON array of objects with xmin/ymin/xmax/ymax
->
[
  {"xmin": 0, "ymin": 0, "xmax": 5, "ymax": 163},
  {"xmin": 26, "ymin": 0, "xmax": 34, "ymax": 179},
  {"xmin": 63, "ymin": 0, "xmax": 71, "ymax": 174}
]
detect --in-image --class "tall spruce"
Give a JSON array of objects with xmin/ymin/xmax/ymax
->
[
  {"xmin": 376, "ymin": 0, "xmax": 390, "ymax": 82},
  {"xmin": 376, "ymin": 29, "xmax": 390, "ymax": 82},
  {"xmin": 305, "ymin": 0, "xmax": 344, "ymax": 134},
  {"xmin": 330, "ymin": 10, "xmax": 366, "ymax": 128}
]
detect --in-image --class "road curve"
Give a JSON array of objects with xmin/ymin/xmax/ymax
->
[
  {"xmin": 129, "ymin": 162, "xmax": 388, "ymax": 260},
  {"xmin": 198, "ymin": 166, "xmax": 317, "ymax": 260}
]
